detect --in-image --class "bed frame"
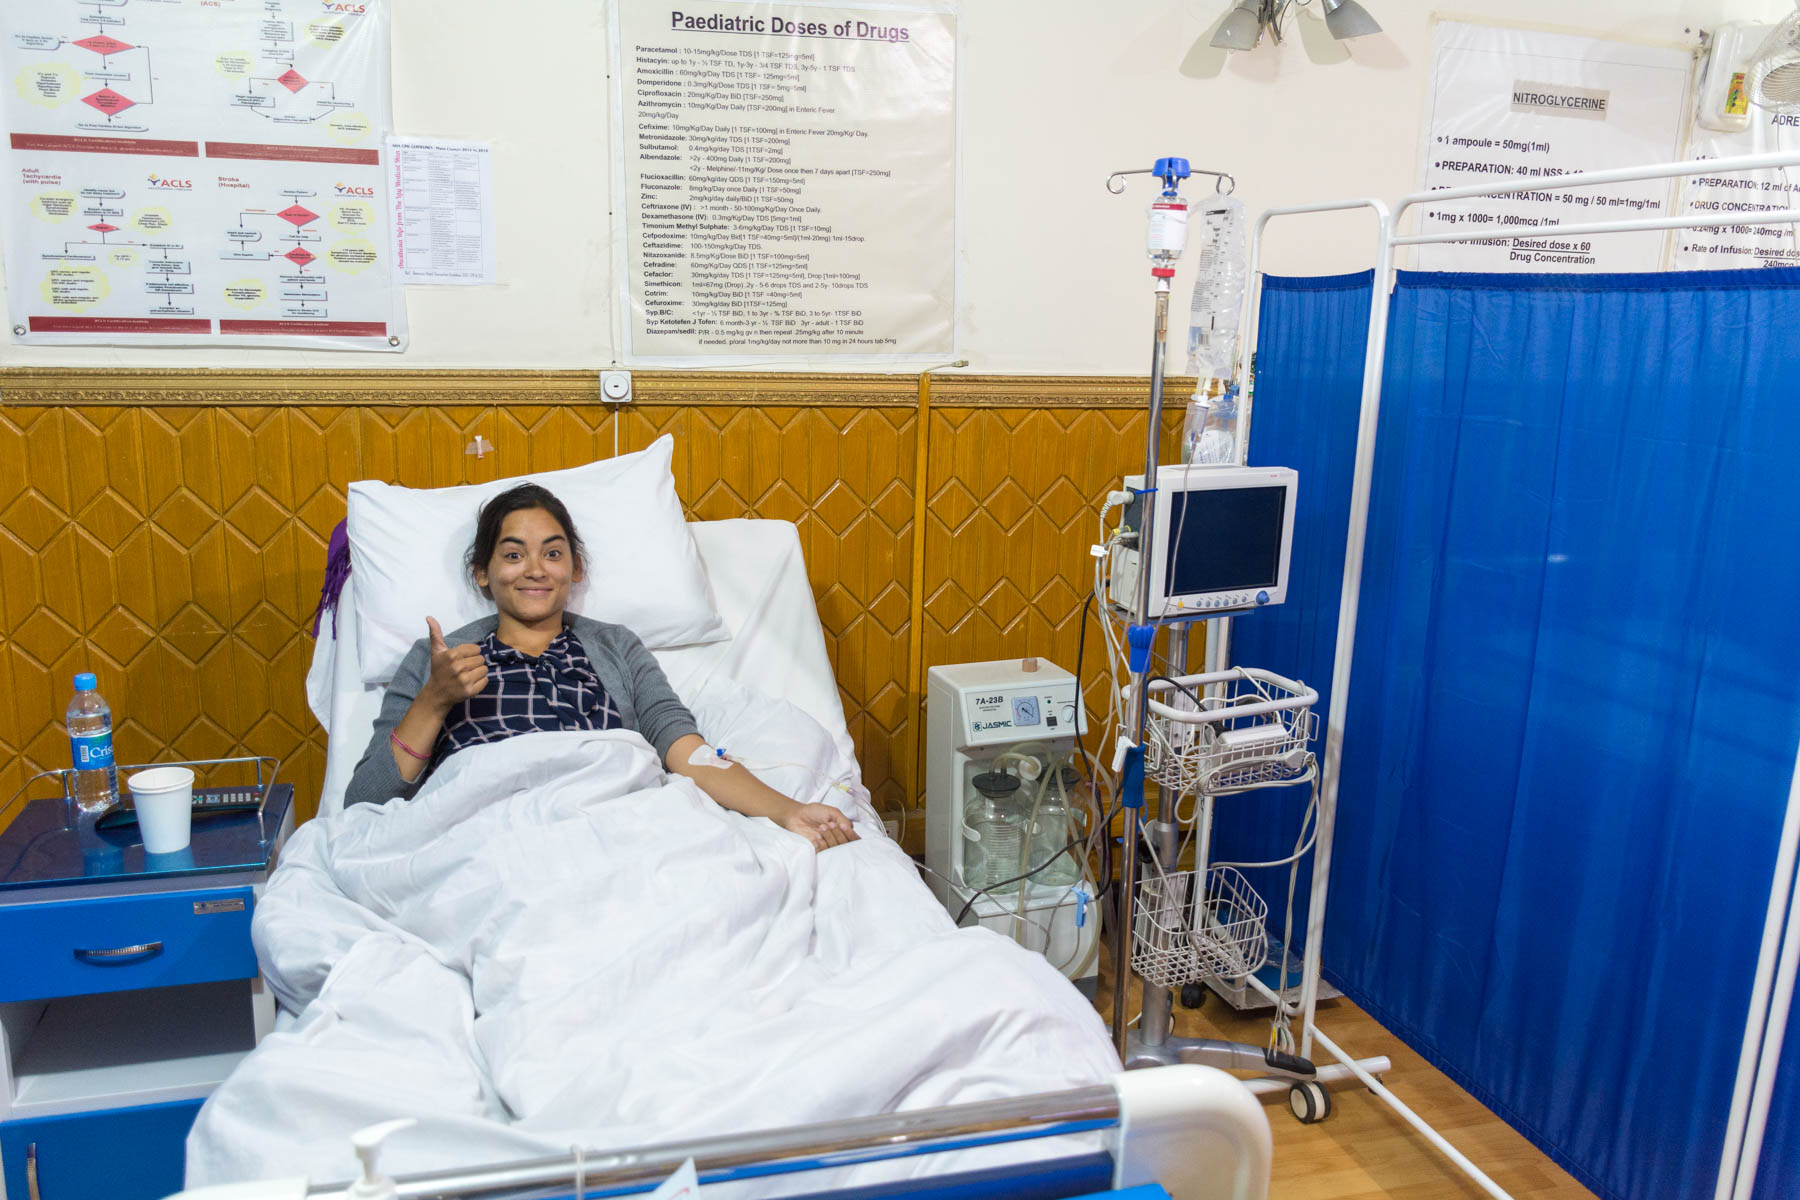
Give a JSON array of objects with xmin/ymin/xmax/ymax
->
[{"xmin": 172, "ymin": 1066, "xmax": 1269, "ymax": 1200}]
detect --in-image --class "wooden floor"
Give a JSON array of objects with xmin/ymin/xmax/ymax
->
[{"xmin": 1092, "ymin": 962, "xmax": 1598, "ymax": 1200}]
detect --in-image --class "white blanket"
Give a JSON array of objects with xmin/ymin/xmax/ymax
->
[{"xmin": 188, "ymin": 691, "xmax": 1120, "ymax": 1190}]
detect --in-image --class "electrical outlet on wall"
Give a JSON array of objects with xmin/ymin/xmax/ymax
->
[{"xmin": 601, "ymin": 370, "xmax": 634, "ymax": 403}]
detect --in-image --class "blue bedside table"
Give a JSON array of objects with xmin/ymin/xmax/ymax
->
[{"xmin": 0, "ymin": 780, "xmax": 294, "ymax": 1200}]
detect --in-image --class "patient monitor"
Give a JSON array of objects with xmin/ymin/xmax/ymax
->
[
  {"xmin": 1107, "ymin": 464, "xmax": 1298, "ymax": 619},
  {"xmin": 925, "ymin": 659, "xmax": 1100, "ymax": 998}
]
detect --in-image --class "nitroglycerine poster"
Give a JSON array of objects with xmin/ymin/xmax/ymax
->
[
  {"xmin": 1415, "ymin": 21, "xmax": 1693, "ymax": 273},
  {"xmin": 612, "ymin": 1, "xmax": 957, "ymax": 362}
]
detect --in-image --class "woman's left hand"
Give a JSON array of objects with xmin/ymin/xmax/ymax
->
[{"xmin": 781, "ymin": 803, "xmax": 859, "ymax": 852}]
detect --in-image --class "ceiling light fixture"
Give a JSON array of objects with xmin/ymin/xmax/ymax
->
[
  {"xmin": 1321, "ymin": 0, "xmax": 1382, "ymax": 41},
  {"xmin": 1209, "ymin": 0, "xmax": 1382, "ymax": 52},
  {"xmin": 1210, "ymin": 0, "xmax": 1264, "ymax": 51}
]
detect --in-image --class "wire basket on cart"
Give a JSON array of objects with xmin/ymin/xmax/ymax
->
[
  {"xmin": 1131, "ymin": 865, "xmax": 1269, "ymax": 988},
  {"xmin": 1125, "ymin": 668, "xmax": 1319, "ymax": 797}
]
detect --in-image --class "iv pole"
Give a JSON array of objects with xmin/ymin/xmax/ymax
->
[
  {"xmin": 1105, "ymin": 156, "xmax": 1187, "ymax": 1061},
  {"xmin": 1102, "ymin": 161, "xmax": 1319, "ymax": 1083}
]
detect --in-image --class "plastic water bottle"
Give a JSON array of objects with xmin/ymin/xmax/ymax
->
[
  {"xmin": 1185, "ymin": 193, "xmax": 1247, "ymax": 381},
  {"xmin": 67, "ymin": 672, "xmax": 118, "ymax": 814}
]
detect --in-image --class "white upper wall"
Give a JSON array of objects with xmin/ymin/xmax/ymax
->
[{"xmin": 0, "ymin": 0, "xmax": 1789, "ymax": 374}]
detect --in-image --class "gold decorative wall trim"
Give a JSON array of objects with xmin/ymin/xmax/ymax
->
[
  {"xmin": 0, "ymin": 368, "xmax": 606, "ymax": 408},
  {"xmin": 633, "ymin": 372, "xmax": 915, "ymax": 407},
  {"xmin": 0, "ymin": 368, "xmax": 1186, "ymax": 409},
  {"xmin": 932, "ymin": 374, "xmax": 1197, "ymax": 408}
]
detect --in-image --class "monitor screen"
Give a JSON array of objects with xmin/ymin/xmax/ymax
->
[{"xmin": 1163, "ymin": 485, "xmax": 1289, "ymax": 596}]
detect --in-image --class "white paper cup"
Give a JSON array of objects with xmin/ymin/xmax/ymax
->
[{"xmin": 127, "ymin": 766, "xmax": 195, "ymax": 854}]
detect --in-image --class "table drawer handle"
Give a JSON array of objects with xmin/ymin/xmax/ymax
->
[
  {"xmin": 26, "ymin": 1141, "xmax": 40, "ymax": 1200},
  {"xmin": 72, "ymin": 940, "xmax": 164, "ymax": 964}
]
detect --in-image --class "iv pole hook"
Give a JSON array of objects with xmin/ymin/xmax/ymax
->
[{"xmin": 1108, "ymin": 167, "xmax": 1237, "ymax": 195}]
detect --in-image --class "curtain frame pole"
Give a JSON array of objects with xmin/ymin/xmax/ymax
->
[{"xmin": 1726, "ymin": 740, "xmax": 1800, "ymax": 1200}]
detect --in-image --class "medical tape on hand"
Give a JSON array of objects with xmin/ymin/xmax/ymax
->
[{"xmin": 687, "ymin": 743, "xmax": 730, "ymax": 769}]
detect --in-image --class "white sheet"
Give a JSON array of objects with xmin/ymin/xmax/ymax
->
[
  {"xmin": 253, "ymin": 514, "xmax": 1120, "ymax": 1192},
  {"xmin": 307, "ymin": 518, "xmax": 853, "ymax": 818},
  {"xmin": 190, "ymin": 708, "xmax": 1120, "ymax": 1190}
]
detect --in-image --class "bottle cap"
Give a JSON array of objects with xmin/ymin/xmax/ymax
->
[{"xmin": 73, "ymin": 672, "xmax": 97, "ymax": 691}]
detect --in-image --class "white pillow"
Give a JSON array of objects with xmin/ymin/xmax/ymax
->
[{"xmin": 347, "ymin": 435, "xmax": 728, "ymax": 684}]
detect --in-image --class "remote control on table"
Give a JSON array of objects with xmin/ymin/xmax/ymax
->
[{"xmin": 94, "ymin": 786, "xmax": 265, "ymax": 831}]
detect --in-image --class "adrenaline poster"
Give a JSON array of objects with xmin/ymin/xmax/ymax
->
[{"xmin": 0, "ymin": 0, "xmax": 405, "ymax": 350}]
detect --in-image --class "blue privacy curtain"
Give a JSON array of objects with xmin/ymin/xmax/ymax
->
[
  {"xmin": 1226, "ymin": 267, "xmax": 1800, "ymax": 1200},
  {"xmin": 1209, "ymin": 272, "xmax": 1371, "ymax": 916}
]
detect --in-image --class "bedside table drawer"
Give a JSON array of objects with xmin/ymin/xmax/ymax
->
[
  {"xmin": 0, "ymin": 889, "xmax": 257, "ymax": 1003},
  {"xmin": 2, "ymin": 1098, "xmax": 202, "ymax": 1200}
]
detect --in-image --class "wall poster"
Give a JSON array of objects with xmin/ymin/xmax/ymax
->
[
  {"xmin": 612, "ymin": 0, "xmax": 958, "ymax": 363},
  {"xmin": 1, "ymin": 0, "xmax": 404, "ymax": 350},
  {"xmin": 1415, "ymin": 20, "xmax": 1694, "ymax": 273}
]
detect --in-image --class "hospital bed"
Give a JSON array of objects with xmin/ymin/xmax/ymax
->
[{"xmin": 227, "ymin": 515, "xmax": 1273, "ymax": 1200}]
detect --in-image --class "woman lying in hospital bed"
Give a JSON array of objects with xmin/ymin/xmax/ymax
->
[
  {"xmin": 185, "ymin": 453, "xmax": 1120, "ymax": 1193},
  {"xmin": 346, "ymin": 481, "xmax": 856, "ymax": 852}
]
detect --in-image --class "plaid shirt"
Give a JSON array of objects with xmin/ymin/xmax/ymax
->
[{"xmin": 437, "ymin": 627, "xmax": 623, "ymax": 759}]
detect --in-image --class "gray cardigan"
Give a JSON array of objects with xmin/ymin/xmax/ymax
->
[{"xmin": 344, "ymin": 613, "xmax": 701, "ymax": 808}]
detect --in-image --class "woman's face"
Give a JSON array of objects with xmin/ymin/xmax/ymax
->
[{"xmin": 474, "ymin": 507, "xmax": 582, "ymax": 627}]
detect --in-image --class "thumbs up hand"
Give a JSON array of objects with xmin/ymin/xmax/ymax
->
[{"xmin": 423, "ymin": 617, "xmax": 487, "ymax": 711}]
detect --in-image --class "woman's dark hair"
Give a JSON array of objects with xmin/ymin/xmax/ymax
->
[{"xmin": 466, "ymin": 483, "xmax": 586, "ymax": 597}]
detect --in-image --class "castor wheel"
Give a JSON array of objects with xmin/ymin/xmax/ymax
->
[
  {"xmin": 1289, "ymin": 1080, "xmax": 1332, "ymax": 1124},
  {"xmin": 1179, "ymin": 982, "xmax": 1207, "ymax": 1009}
]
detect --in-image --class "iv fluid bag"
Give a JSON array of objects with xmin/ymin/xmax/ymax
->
[{"xmin": 1186, "ymin": 195, "xmax": 1246, "ymax": 380}]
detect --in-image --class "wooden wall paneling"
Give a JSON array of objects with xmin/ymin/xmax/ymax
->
[
  {"xmin": 920, "ymin": 402, "xmax": 1185, "ymax": 785},
  {"xmin": 621, "ymin": 403, "xmax": 918, "ymax": 828},
  {"xmin": 0, "ymin": 406, "xmax": 323, "ymax": 822},
  {"xmin": 0, "ymin": 371, "xmax": 1183, "ymax": 838}
]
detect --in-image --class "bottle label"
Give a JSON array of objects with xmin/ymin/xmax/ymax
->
[
  {"xmin": 71, "ymin": 731, "xmax": 114, "ymax": 770},
  {"xmin": 1147, "ymin": 200, "xmax": 1189, "ymax": 255}
]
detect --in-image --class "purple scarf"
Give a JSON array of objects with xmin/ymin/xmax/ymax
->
[{"xmin": 311, "ymin": 519, "xmax": 352, "ymax": 638}]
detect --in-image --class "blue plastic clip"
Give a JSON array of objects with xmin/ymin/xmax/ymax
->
[
  {"xmin": 1127, "ymin": 624, "xmax": 1154, "ymax": 674},
  {"xmin": 1121, "ymin": 743, "xmax": 1145, "ymax": 811},
  {"xmin": 1153, "ymin": 156, "xmax": 1191, "ymax": 195},
  {"xmin": 1075, "ymin": 887, "xmax": 1090, "ymax": 928}
]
